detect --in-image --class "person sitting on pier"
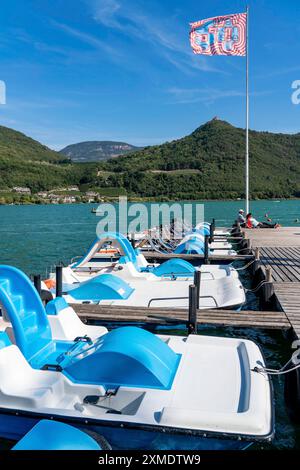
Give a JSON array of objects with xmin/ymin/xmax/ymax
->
[
  {"xmin": 245, "ymin": 213, "xmax": 280, "ymax": 229},
  {"xmin": 237, "ymin": 209, "xmax": 246, "ymax": 227}
]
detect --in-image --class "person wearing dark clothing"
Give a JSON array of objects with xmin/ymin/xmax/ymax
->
[{"xmin": 245, "ymin": 213, "xmax": 279, "ymax": 229}]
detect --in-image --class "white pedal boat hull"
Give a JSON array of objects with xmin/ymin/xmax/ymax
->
[
  {"xmin": 63, "ymin": 274, "xmax": 245, "ymax": 309},
  {"xmin": 0, "ymin": 334, "xmax": 273, "ymax": 443},
  {"xmin": 61, "ymin": 263, "xmax": 239, "ymax": 284}
]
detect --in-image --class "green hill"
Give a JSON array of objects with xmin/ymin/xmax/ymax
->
[
  {"xmin": 99, "ymin": 119, "xmax": 300, "ymax": 199},
  {"xmin": 0, "ymin": 125, "xmax": 88, "ymax": 192},
  {"xmin": 0, "ymin": 125, "xmax": 66, "ymax": 163},
  {"xmin": 1, "ymin": 120, "xmax": 300, "ymax": 200}
]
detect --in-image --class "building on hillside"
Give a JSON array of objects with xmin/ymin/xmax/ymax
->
[
  {"xmin": 12, "ymin": 187, "xmax": 31, "ymax": 194},
  {"xmin": 48, "ymin": 194, "xmax": 60, "ymax": 201},
  {"xmin": 61, "ymin": 196, "xmax": 77, "ymax": 203}
]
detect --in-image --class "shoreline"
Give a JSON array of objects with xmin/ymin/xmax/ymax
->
[{"xmin": 0, "ymin": 197, "xmax": 299, "ymax": 206}]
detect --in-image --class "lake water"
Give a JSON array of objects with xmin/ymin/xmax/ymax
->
[
  {"xmin": 0, "ymin": 199, "xmax": 300, "ymax": 449},
  {"xmin": 0, "ymin": 199, "xmax": 299, "ymax": 276}
]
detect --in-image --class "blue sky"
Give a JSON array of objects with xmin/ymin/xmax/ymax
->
[{"xmin": 0, "ymin": 0, "xmax": 299, "ymax": 149}]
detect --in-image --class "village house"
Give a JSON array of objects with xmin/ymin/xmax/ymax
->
[{"xmin": 12, "ymin": 187, "xmax": 31, "ymax": 195}]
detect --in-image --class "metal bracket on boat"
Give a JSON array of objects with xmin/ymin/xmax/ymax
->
[
  {"xmin": 199, "ymin": 295, "xmax": 218, "ymax": 308},
  {"xmin": 74, "ymin": 335, "xmax": 93, "ymax": 345},
  {"xmin": 41, "ymin": 363, "xmax": 63, "ymax": 372},
  {"xmin": 83, "ymin": 394, "xmax": 122, "ymax": 414},
  {"xmin": 147, "ymin": 296, "xmax": 188, "ymax": 307}
]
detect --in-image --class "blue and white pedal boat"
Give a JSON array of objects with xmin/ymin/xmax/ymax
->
[
  {"xmin": 57, "ymin": 232, "xmax": 238, "ymax": 281},
  {"xmin": 0, "ymin": 266, "xmax": 273, "ymax": 449},
  {"xmin": 47, "ymin": 233, "xmax": 244, "ymax": 309}
]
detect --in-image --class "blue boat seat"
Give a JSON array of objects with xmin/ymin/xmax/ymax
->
[
  {"xmin": 151, "ymin": 259, "xmax": 195, "ymax": 277},
  {"xmin": 63, "ymin": 326, "xmax": 180, "ymax": 390},
  {"xmin": 174, "ymin": 237, "xmax": 207, "ymax": 255},
  {"xmin": 0, "ymin": 266, "xmax": 180, "ymax": 390},
  {"xmin": 67, "ymin": 274, "xmax": 134, "ymax": 302},
  {"xmin": 0, "ymin": 266, "xmax": 76, "ymax": 369}
]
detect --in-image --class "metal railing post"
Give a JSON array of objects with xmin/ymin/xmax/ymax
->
[
  {"xmin": 194, "ymin": 270, "xmax": 201, "ymax": 309},
  {"xmin": 210, "ymin": 219, "xmax": 215, "ymax": 243},
  {"xmin": 56, "ymin": 266, "xmax": 63, "ymax": 298},
  {"xmin": 204, "ymin": 235, "xmax": 210, "ymax": 264},
  {"xmin": 33, "ymin": 274, "xmax": 41, "ymax": 296},
  {"xmin": 188, "ymin": 284, "xmax": 197, "ymax": 335}
]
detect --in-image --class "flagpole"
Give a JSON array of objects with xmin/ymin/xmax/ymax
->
[{"xmin": 245, "ymin": 5, "xmax": 249, "ymax": 214}]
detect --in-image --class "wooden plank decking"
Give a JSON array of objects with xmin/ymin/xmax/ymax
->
[
  {"xmin": 244, "ymin": 227, "xmax": 300, "ymax": 247},
  {"xmin": 142, "ymin": 252, "xmax": 252, "ymax": 262},
  {"xmin": 273, "ymin": 283, "xmax": 300, "ymax": 338},
  {"xmin": 243, "ymin": 227, "xmax": 300, "ymax": 337},
  {"xmin": 259, "ymin": 247, "xmax": 300, "ymax": 283},
  {"xmin": 73, "ymin": 304, "xmax": 290, "ymax": 330}
]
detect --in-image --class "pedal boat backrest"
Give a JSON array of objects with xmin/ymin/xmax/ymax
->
[
  {"xmin": 73, "ymin": 232, "xmax": 141, "ymax": 271},
  {"xmin": 0, "ymin": 265, "xmax": 52, "ymax": 362}
]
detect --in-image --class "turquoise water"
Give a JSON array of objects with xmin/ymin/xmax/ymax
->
[
  {"xmin": 0, "ymin": 199, "xmax": 299, "ymax": 276},
  {"xmin": 0, "ymin": 199, "xmax": 300, "ymax": 449}
]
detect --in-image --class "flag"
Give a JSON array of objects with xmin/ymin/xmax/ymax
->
[{"xmin": 190, "ymin": 13, "xmax": 247, "ymax": 56}]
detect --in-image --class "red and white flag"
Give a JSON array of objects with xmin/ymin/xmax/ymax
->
[{"xmin": 190, "ymin": 13, "xmax": 247, "ymax": 56}]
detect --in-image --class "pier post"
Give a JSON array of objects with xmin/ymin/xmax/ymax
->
[
  {"xmin": 240, "ymin": 238, "xmax": 251, "ymax": 254},
  {"xmin": 188, "ymin": 284, "xmax": 197, "ymax": 335},
  {"xmin": 194, "ymin": 270, "xmax": 201, "ymax": 309},
  {"xmin": 33, "ymin": 274, "xmax": 41, "ymax": 296},
  {"xmin": 231, "ymin": 222, "xmax": 241, "ymax": 238},
  {"xmin": 204, "ymin": 235, "xmax": 210, "ymax": 264},
  {"xmin": 56, "ymin": 266, "xmax": 63, "ymax": 298},
  {"xmin": 261, "ymin": 267, "xmax": 274, "ymax": 308},
  {"xmin": 252, "ymin": 247, "xmax": 260, "ymax": 276}
]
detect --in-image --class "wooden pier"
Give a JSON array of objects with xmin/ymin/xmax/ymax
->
[
  {"xmin": 142, "ymin": 252, "xmax": 253, "ymax": 262},
  {"xmin": 73, "ymin": 304, "xmax": 290, "ymax": 330},
  {"xmin": 244, "ymin": 227, "xmax": 300, "ymax": 338},
  {"xmin": 68, "ymin": 226, "xmax": 300, "ymax": 337}
]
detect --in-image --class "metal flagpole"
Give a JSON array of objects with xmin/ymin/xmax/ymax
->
[{"xmin": 245, "ymin": 5, "xmax": 249, "ymax": 214}]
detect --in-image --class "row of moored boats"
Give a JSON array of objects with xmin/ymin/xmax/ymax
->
[{"xmin": 0, "ymin": 221, "xmax": 274, "ymax": 449}]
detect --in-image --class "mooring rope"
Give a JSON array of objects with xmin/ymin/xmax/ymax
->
[
  {"xmin": 233, "ymin": 258, "xmax": 256, "ymax": 271},
  {"xmin": 236, "ymin": 246, "xmax": 252, "ymax": 253},
  {"xmin": 252, "ymin": 357, "xmax": 300, "ymax": 376},
  {"xmin": 244, "ymin": 280, "xmax": 269, "ymax": 293}
]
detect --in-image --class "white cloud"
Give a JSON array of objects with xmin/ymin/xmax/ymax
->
[
  {"xmin": 89, "ymin": 0, "xmax": 223, "ymax": 74},
  {"xmin": 52, "ymin": 21, "xmax": 119, "ymax": 57},
  {"xmin": 166, "ymin": 87, "xmax": 274, "ymax": 105}
]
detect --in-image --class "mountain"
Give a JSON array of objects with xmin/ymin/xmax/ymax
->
[
  {"xmin": 60, "ymin": 141, "xmax": 142, "ymax": 162},
  {"xmin": 100, "ymin": 119, "xmax": 300, "ymax": 200},
  {"xmin": 1, "ymin": 120, "xmax": 300, "ymax": 200}
]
